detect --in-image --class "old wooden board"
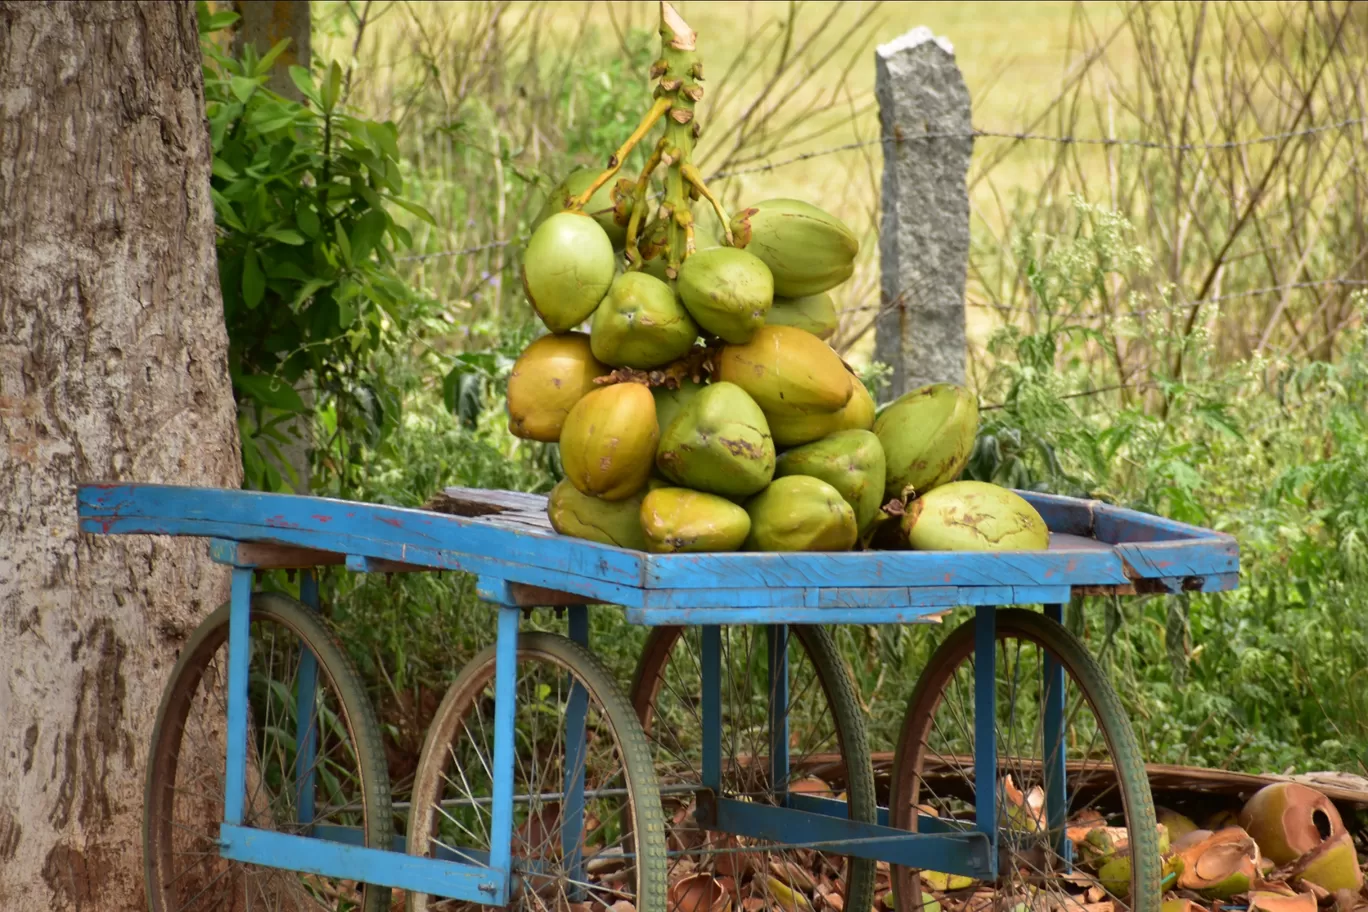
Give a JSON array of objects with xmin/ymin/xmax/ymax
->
[{"xmin": 78, "ymin": 483, "xmax": 1240, "ymax": 617}]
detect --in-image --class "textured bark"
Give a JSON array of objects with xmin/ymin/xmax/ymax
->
[
  {"xmin": 0, "ymin": 2, "xmax": 240, "ymax": 909},
  {"xmin": 233, "ymin": 0, "xmax": 311, "ymax": 100}
]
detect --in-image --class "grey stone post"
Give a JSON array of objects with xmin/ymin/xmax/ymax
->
[{"xmin": 874, "ymin": 27, "xmax": 973, "ymax": 401}]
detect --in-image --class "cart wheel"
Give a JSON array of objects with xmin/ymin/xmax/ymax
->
[
  {"xmin": 889, "ymin": 608, "xmax": 1161, "ymax": 912},
  {"xmin": 406, "ymin": 631, "xmax": 668, "ymax": 912},
  {"xmin": 144, "ymin": 592, "xmax": 394, "ymax": 912},
  {"xmin": 629, "ymin": 624, "xmax": 877, "ymax": 912}
]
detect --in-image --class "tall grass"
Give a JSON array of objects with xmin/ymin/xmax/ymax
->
[{"xmin": 290, "ymin": 1, "xmax": 1368, "ymax": 777}]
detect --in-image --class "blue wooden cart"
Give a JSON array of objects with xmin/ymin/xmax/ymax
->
[{"xmin": 78, "ymin": 482, "xmax": 1238, "ymax": 912}]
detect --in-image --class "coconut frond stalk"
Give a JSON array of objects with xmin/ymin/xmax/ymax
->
[{"xmin": 567, "ymin": 2, "xmax": 732, "ymax": 279}]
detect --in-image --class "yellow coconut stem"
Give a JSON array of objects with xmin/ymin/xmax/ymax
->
[
  {"xmin": 625, "ymin": 138, "xmax": 669, "ymax": 266},
  {"xmin": 571, "ymin": 95, "xmax": 672, "ymax": 209},
  {"xmin": 682, "ymin": 162, "xmax": 734, "ymax": 245}
]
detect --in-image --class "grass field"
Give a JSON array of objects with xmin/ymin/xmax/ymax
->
[{"xmin": 313, "ymin": 0, "xmax": 1136, "ymax": 361}]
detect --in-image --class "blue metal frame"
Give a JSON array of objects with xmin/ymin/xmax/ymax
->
[
  {"xmin": 294, "ymin": 570, "xmax": 320, "ymax": 831},
  {"xmin": 1042, "ymin": 602, "xmax": 1071, "ymax": 866},
  {"xmin": 768, "ymin": 624, "xmax": 790, "ymax": 800},
  {"xmin": 561, "ymin": 606, "xmax": 590, "ymax": 901},
  {"xmin": 701, "ymin": 625, "xmax": 722, "ymax": 799},
  {"xmin": 484, "ymin": 601, "xmax": 520, "ymax": 905},
  {"xmin": 75, "ymin": 482, "xmax": 1244, "ymax": 904},
  {"xmin": 973, "ymin": 604, "xmax": 999, "ymax": 874},
  {"xmin": 224, "ymin": 567, "xmax": 253, "ymax": 827}
]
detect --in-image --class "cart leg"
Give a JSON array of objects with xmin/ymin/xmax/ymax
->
[
  {"xmin": 294, "ymin": 570, "xmax": 320, "ymax": 833},
  {"xmin": 701, "ymin": 625, "xmax": 722, "ymax": 802},
  {"xmin": 562, "ymin": 606, "xmax": 590, "ymax": 900},
  {"xmin": 224, "ymin": 566, "xmax": 253, "ymax": 827},
  {"xmin": 486, "ymin": 604, "xmax": 521, "ymax": 904},
  {"xmin": 1042, "ymin": 602, "xmax": 1070, "ymax": 867},
  {"xmin": 973, "ymin": 605, "xmax": 998, "ymax": 856},
  {"xmin": 768, "ymin": 624, "xmax": 790, "ymax": 801}
]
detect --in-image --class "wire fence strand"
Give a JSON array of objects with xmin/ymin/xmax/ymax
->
[
  {"xmin": 398, "ymin": 116, "xmax": 1368, "ymax": 264},
  {"xmin": 708, "ymin": 116, "xmax": 1368, "ymax": 180}
]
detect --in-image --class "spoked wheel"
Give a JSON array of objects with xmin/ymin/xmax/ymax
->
[
  {"xmin": 406, "ymin": 631, "xmax": 668, "ymax": 912},
  {"xmin": 145, "ymin": 592, "xmax": 394, "ymax": 912},
  {"xmin": 629, "ymin": 624, "xmax": 877, "ymax": 912},
  {"xmin": 890, "ymin": 609, "xmax": 1161, "ymax": 912}
]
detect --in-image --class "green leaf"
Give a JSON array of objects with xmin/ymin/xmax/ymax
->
[
  {"xmin": 229, "ymin": 75, "xmax": 262, "ymax": 105},
  {"xmin": 264, "ymin": 228, "xmax": 306, "ymax": 246},
  {"xmin": 335, "ymin": 222, "xmax": 353, "ymax": 265},
  {"xmin": 199, "ymin": 5, "xmax": 240, "ymax": 34},
  {"xmin": 288, "ymin": 65, "xmax": 319, "ymax": 104},
  {"xmin": 388, "ymin": 196, "xmax": 437, "ymax": 225},
  {"xmin": 337, "ymin": 295, "xmax": 356, "ymax": 329},
  {"xmin": 211, "ymin": 189, "xmax": 246, "ymax": 231},
  {"xmin": 236, "ymin": 374, "xmax": 306, "ymax": 413},
  {"xmin": 366, "ymin": 120, "xmax": 401, "ymax": 162},
  {"xmin": 291, "ymin": 277, "xmax": 330, "ymax": 309},
  {"xmin": 211, "ymin": 157, "xmax": 238, "ymax": 181},
  {"xmin": 297, "ymin": 204, "xmax": 321, "ymax": 238},
  {"xmin": 321, "ymin": 61, "xmax": 343, "ymax": 113},
  {"xmin": 255, "ymin": 38, "xmax": 293, "ymax": 76},
  {"xmin": 349, "ymin": 209, "xmax": 388, "ymax": 261},
  {"xmin": 242, "ymin": 249, "xmax": 265, "ymax": 309}
]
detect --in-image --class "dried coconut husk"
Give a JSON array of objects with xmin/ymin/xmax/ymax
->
[
  {"xmin": 1002, "ymin": 774, "xmax": 1046, "ymax": 833},
  {"xmin": 1175, "ymin": 827, "xmax": 1262, "ymax": 899},
  {"xmin": 1067, "ymin": 809, "xmax": 1108, "ymax": 845},
  {"xmin": 1174, "ymin": 829, "xmax": 1217, "ymax": 852},
  {"xmin": 1162, "ymin": 900, "xmax": 1209, "ymax": 912},
  {"xmin": 1287, "ymin": 833, "xmax": 1364, "ymax": 893},
  {"xmin": 1240, "ymin": 783, "xmax": 1346, "ymax": 866},
  {"xmin": 670, "ymin": 873, "xmax": 733, "ymax": 912},
  {"xmin": 1160, "ymin": 807, "xmax": 1202, "ymax": 843},
  {"xmin": 788, "ymin": 776, "xmax": 836, "ymax": 798},
  {"xmin": 1247, "ymin": 891, "xmax": 1318, "ymax": 912}
]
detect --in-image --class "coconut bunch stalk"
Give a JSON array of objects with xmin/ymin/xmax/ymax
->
[{"xmin": 507, "ymin": 2, "xmax": 1049, "ymax": 557}]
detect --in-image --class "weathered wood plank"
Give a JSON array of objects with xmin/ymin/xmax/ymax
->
[
  {"xmin": 1020, "ymin": 492, "xmax": 1097, "ymax": 536},
  {"xmin": 80, "ymin": 483, "xmax": 645, "ymax": 588},
  {"xmin": 639, "ymin": 547, "xmax": 1129, "ymax": 591},
  {"xmin": 81, "ymin": 513, "xmax": 648, "ymax": 607},
  {"xmin": 79, "ymin": 484, "xmax": 1240, "ymax": 605},
  {"xmin": 1117, "ymin": 538, "xmax": 1239, "ymax": 579}
]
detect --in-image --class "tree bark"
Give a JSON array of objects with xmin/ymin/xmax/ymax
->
[
  {"xmin": 0, "ymin": 2, "xmax": 240, "ymax": 909},
  {"xmin": 233, "ymin": 0, "xmax": 311, "ymax": 100}
]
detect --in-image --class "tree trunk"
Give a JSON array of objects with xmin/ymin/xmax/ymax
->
[
  {"xmin": 233, "ymin": 0, "xmax": 311, "ymax": 100},
  {"xmin": 0, "ymin": 2, "xmax": 241, "ymax": 909}
]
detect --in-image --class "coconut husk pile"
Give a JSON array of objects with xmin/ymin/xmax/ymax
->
[{"xmin": 644, "ymin": 778, "xmax": 1368, "ymax": 912}]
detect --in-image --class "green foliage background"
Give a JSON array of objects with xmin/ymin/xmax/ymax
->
[{"xmin": 199, "ymin": 3, "xmax": 1368, "ymax": 779}]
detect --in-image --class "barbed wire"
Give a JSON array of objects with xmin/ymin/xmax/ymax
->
[
  {"xmin": 399, "ymin": 238, "xmax": 519, "ymax": 262},
  {"xmin": 398, "ymin": 115, "xmax": 1367, "ymax": 263},
  {"xmin": 840, "ymin": 277, "xmax": 1368, "ymax": 323},
  {"xmin": 708, "ymin": 116, "xmax": 1368, "ymax": 181}
]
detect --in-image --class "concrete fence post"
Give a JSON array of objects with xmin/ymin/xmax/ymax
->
[{"xmin": 873, "ymin": 27, "xmax": 973, "ymax": 401}]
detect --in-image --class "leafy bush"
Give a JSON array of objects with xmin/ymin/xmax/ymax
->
[{"xmin": 199, "ymin": 4, "xmax": 437, "ymax": 494}]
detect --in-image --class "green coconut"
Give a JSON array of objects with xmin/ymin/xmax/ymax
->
[
  {"xmin": 873, "ymin": 382, "xmax": 979, "ymax": 500},
  {"xmin": 546, "ymin": 479, "xmax": 648, "ymax": 550},
  {"xmin": 656, "ymin": 381, "xmax": 775, "ymax": 498},
  {"xmin": 744, "ymin": 475, "xmax": 858, "ymax": 552},
  {"xmin": 774, "ymin": 430, "xmax": 886, "ymax": 534},
  {"xmin": 902, "ymin": 481, "xmax": 1049, "ymax": 552},
  {"xmin": 523, "ymin": 211, "xmax": 616, "ymax": 333},
  {"xmin": 639, "ymin": 487, "xmax": 751, "ymax": 553}
]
